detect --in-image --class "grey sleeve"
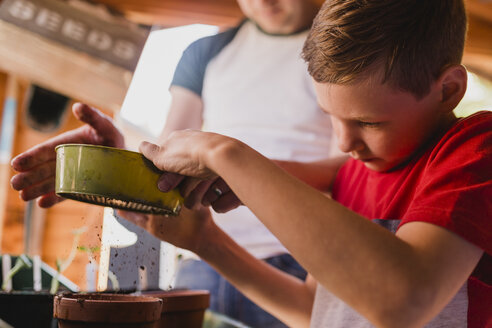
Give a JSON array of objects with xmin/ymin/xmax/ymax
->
[{"xmin": 170, "ymin": 24, "xmax": 242, "ymax": 96}]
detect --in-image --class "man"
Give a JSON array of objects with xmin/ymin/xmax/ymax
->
[{"xmin": 162, "ymin": 1, "xmax": 337, "ymax": 326}]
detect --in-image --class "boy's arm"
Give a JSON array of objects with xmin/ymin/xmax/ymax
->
[
  {"xmin": 180, "ymin": 157, "xmax": 349, "ymax": 212},
  {"xmin": 212, "ymin": 142, "xmax": 482, "ymax": 328},
  {"xmin": 211, "ymin": 140, "xmax": 483, "ymax": 328},
  {"xmin": 140, "ymin": 133, "xmax": 483, "ymax": 328},
  {"xmin": 273, "ymin": 156, "xmax": 348, "ymax": 191}
]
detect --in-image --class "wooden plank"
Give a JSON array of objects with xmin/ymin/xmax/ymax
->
[
  {"xmin": 124, "ymin": 9, "xmax": 242, "ymax": 28},
  {"xmin": 23, "ymin": 201, "xmax": 47, "ymax": 257},
  {"xmin": 466, "ymin": 0, "xmax": 492, "ymax": 25},
  {"xmin": 41, "ymin": 200, "xmax": 104, "ymax": 290},
  {"xmin": 1, "ymin": 74, "xmax": 27, "ymax": 257},
  {"xmin": 0, "ymin": 75, "xmax": 18, "ymax": 252},
  {"xmin": 466, "ymin": 16, "xmax": 492, "ymax": 55},
  {"xmin": 464, "ymin": 52, "xmax": 492, "ymax": 80},
  {"xmin": 0, "ymin": 0, "xmax": 149, "ymax": 71},
  {"xmin": 465, "ymin": 14, "xmax": 492, "ymax": 80},
  {"xmin": 92, "ymin": 0, "xmax": 243, "ymax": 27},
  {"xmin": 0, "ymin": 20, "xmax": 131, "ymax": 112},
  {"xmin": 1, "ymin": 79, "xmax": 109, "ymax": 289}
]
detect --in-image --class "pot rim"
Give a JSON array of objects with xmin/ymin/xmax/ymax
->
[{"xmin": 54, "ymin": 293, "xmax": 163, "ymax": 323}]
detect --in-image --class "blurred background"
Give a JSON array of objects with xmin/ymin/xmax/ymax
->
[{"xmin": 0, "ymin": 0, "xmax": 490, "ymax": 292}]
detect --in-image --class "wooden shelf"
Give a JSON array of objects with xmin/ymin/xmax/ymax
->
[{"xmin": 0, "ymin": 20, "xmax": 131, "ymax": 112}]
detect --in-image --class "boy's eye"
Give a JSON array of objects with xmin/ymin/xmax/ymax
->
[{"xmin": 358, "ymin": 121, "xmax": 381, "ymax": 128}]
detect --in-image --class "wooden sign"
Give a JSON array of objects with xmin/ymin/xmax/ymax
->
[{"xmin": 0, "ymin": 0, "xmax": 149, "ymax": 71}]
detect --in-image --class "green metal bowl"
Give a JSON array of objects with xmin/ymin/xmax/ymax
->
[{"xmin": 55, "ymin": 144, "xmax": 183, "ymax": 215}]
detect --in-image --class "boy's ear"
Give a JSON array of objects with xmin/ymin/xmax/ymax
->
[{"xmin": 437, "ymin": 65, "xmax": 467, "ymax": 112}]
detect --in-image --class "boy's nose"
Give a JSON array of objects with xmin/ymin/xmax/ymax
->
[{"xmin": 336, "ymin": 126, "xmax": 364, "ymax": 154}]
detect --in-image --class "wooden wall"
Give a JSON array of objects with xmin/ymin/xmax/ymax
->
[
  {"xmin": 464, "ymin": 3, "xmax": 492, "ymax": 80},
  {"xmin": 91, "ymin": 0, "xmax": 244, "ymax": 28},
  {"xmin": 90, "ymin": 0, "xmax": 492, "ymax": 81},
  {"xmin": 0, "ymin": 72, "xmax": 107, "ymax": 290},
  {"xmin": 0, "ymin": 0, "xmax": 139, "ymax": 291}
]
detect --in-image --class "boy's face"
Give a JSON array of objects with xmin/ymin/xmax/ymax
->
[
  {"xmin": 314, "ymin": 79, "xmax": 449, "ymax": 172},
  {"xmin": 237, "ymin": 0, "xmax": 318, "ymax": 34}
]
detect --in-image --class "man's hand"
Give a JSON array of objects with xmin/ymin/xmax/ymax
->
[
  {"xmin": 10, "ymin": 103, "xmax": 124, "ymax": 207},
  {"xmin": 117, "ymin": 206, "xmax": 215, "ymax": 254}
]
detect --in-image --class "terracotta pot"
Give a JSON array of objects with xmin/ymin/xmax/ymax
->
[
  {"xmin": 141, "ymin": 290, "xmax": 210, "ymax": 328},
  {"xmin": 0, "ymin": 291, "xmax": 54, "ymax": 327},
  {"xmin": 53, "ymin": 293, "xmax": 162, "ymax": 328}
]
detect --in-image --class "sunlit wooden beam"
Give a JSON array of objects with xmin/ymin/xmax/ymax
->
[{"xmin": 0, "ymin": 20, "xmax": 131, "ymax": 112}]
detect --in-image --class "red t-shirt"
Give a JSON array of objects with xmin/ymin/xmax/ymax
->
[{"xmin": 332, "ymin": 111, "xmax": 492, "ymax": 327}]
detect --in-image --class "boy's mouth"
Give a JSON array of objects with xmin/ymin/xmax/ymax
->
[{"xmin": 352, "ymin": 154, "xmax": 376, "ymax": 162}]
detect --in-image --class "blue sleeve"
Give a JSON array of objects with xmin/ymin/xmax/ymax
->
[{"xmin": 170, "ymin": 23, "xmax": 242, "ymax": 96}]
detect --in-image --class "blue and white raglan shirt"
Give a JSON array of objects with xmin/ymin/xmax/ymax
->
[{"xmin": 171, "ymin": 20, "xmax": 338, "ymax": 259}]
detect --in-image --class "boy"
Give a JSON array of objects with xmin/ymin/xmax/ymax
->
[
  {"xmin": 11, "ymin": 0, "xmax": 491, "ymax": 327},
  {"xmin": 131, "ymin": 0, "xmax": 490, "ymax": 327}
]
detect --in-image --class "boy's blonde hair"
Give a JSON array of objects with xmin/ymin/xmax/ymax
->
[{"xmin": 302, "ymin": 1, "xmax": 467, "ymax": 98}]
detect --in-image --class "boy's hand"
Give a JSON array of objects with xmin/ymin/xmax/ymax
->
[
  {"xmin": 194, "ymin": 177, "xmax": 242, "ymax": 213},
  {"xmin": 10, "ymin": 103, "xmax": 124, "ymax": 208},
  {"xmin": 116, "ymin": 206, "xmax": 215, "ymax": 254},
  {"xmin": 175, "ymin": 176, "xmax": 242, "ymax": 212},
  {"xmin": 154, "ymin": 172, "xmax": 242, "ymax": 212},
  {"xmin": 139, "ymin": 130, "xmax": 220, "ymax": 180},
  {"xmin": 139, "ymin": 131, "xmax": 243, "ymax": 213}
]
